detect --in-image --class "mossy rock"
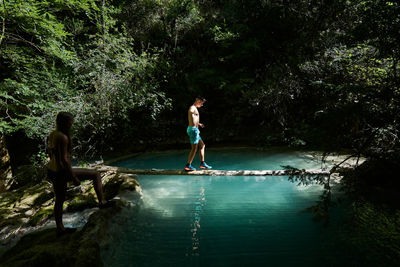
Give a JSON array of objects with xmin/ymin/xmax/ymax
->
[
  {"xmin": 8, "ymin": 165, "xmax": 45, "ymax": 191},
  {"xmin": 103, "ymin": 178, "xmax": 122, "ymax": 200},
  {"xmin": 67, "ymin": 194, "xmax": 98, "ymax": 212},
  {"xmin": 103, "ymin": 173, "xmax": 138, "ymax": 200},
  {"xmin": 118, "ymin": 174, "xmax": 139, "ymax": 192},
  {"xmin": 32, "ymin": 190, "xmax": 54, "ymax": 206},
  {"xmin": 0, "ymin": 229, "xmax": 77, "ymax": 267},
  {"xmin": 28, "ymin": 207, "xmax": 53, "ymax": 226},
  {"xmin": 0, "ymin": 215, "xmax": 23, "ymax": 228},
  {"xmin": 75, "ymin": 240, "xmax": 102, "ymax": 267},
  {"xmin": 0, "ymin": 200, "xmax": 125, "ymax": 267},
  {"xmin": 0, "ymin": 181, "xmax": 54, "ymax": 228},
  {"xmin": 0, "ymin": 171, "xmax": 139, "ymax": 259}
]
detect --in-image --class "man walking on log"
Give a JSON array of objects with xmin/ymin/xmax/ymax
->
[{"xmin": 184, "ymin": 96, "xmax": 212, "ymax": 171}]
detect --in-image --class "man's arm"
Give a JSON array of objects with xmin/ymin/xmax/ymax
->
[
  {"xmin": 190, "ymin": 107, "xmax": 197, "ymax": 123},
  {"xmin": 188, "ymin": 106, "xmax": 196, "ymax": 126},
  {"xmin": 190, "ymin": 106, "xmax": 204, "ymax": 128}
]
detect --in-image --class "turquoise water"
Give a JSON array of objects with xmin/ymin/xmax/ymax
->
[
  {"xmin": 102, "ymin": 148, "xmax": 342, "ymax": 267},
  {"xmin": 111, "ymin": 147, "xmax": 325, "ymax": 170}
]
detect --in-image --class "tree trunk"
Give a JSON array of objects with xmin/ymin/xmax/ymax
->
[{"xmin": 96, "ymin": 165, "xmax": 330, "ymax": 176}]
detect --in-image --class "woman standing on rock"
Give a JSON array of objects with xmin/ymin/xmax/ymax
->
[{"xmin": 47, "ymin": 112, "xmax": 114, "ymax": 236}]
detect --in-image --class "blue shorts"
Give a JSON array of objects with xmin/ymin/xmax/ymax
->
[{"xmin": 187, "ymin": 126, "xmax": 201, "ymax": 144}]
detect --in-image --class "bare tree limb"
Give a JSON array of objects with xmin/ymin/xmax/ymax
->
[{"xmin": 7, "ymin": 33, "xmax": 42, "ymax": 52}]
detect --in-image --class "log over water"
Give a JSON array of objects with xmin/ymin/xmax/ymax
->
[{"xmin": 96, "ymin": 166, "xmax": 330, "ymax": 176}]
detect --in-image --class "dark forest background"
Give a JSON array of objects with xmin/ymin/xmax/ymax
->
[{"xmin": 1, "ymin": 0, "xmax": 399, "ymax": 169}]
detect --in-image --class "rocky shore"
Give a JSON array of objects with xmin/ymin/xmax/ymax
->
[{"xmin": 0, "ymin": 170, "xmax": 141, "ymax": 267}]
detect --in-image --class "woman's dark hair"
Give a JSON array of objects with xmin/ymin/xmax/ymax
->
[{"xmin": 56, "ymin": 112, "xmax": 74, "ymax": 153}]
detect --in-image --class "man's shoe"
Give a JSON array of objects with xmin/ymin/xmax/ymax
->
[
  {"xmin": 200, "ymin": 162, "xmax": 212, "ymax": 169},
  {"xmin": 184, "ymin": 164, "xmax": 196, "ymax": 171}
]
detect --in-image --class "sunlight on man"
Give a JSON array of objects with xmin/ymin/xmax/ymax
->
[{"xmin": 184, "ymin": 97, "xmax": 212, "ymax": 171}]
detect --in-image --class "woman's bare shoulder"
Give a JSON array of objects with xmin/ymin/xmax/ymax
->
[{"xmin": 49, "ymin": 130, "xmax": 68, "ymax": 144}]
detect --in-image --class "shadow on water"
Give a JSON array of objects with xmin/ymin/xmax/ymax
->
[
  {"xmin": 282, "ymin": 164, "xmax": 335, "ymax": 226},
  {"xmin": 283, "ymin": 154, "xmax": 400, "ymax": 267}
]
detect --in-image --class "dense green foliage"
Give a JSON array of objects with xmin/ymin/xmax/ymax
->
[
  {"xmin": 1, "ymin": 0, "xmax": 399, "ymax": 161},
  {"xmin": 0, "ymin": 0, "xmax": 170, "ymax": 156}
]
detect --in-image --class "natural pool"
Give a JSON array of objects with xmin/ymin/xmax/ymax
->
[{"xmin": 101, "ymin": 148, "xmax": 346, "ymax": 267}]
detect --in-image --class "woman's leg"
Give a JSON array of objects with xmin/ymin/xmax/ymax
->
[
  {"xmin": 52, "ymin": 179, "xmax": 67, "ymax": 232},
  {"xmin": 72, "ymin": 168, "xmax": 106, "ymax": 205}
]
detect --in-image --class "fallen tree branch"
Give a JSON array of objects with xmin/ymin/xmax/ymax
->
[{"xmin": 95, "ymin": 165, "xmax": 330, "ymax": 176}]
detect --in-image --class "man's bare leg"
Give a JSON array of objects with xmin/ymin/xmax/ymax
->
[
  {"xmin": 198, "ymin": 140, "xmax": 212, "ymax": 169},
  {"xmin": 187, "ymin": 144, "xmax": 198, "ymax": 164},
  {"xmin": 198, "ymin": 140, "xmax": 205, "ymax": 162}
]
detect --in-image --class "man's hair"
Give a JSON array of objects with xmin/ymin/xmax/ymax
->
[{"xmin": 196, "ymin": 96, "xmax": 206, "ymax": 102}]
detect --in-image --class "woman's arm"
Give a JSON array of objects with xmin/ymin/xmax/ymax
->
[{"xmin": 57, "ymin": 134, "xmax": 80, "ymax": 185}]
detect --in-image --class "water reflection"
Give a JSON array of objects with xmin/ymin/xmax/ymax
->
[{"xmin": 188, "ymin": 187, "xmax": 205, "ymax": 257}]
